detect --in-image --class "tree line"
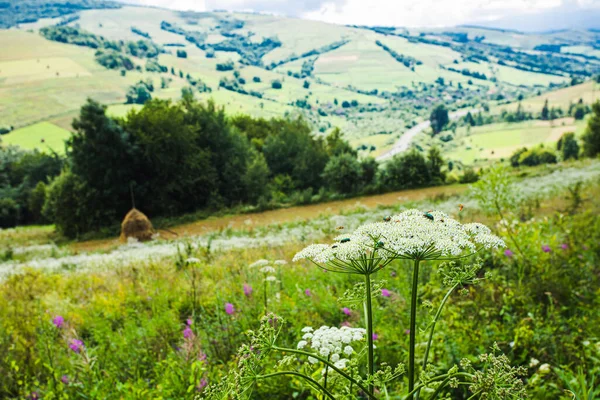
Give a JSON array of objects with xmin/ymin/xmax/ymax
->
[{"xmin": 1, "ymin": 97, "xmax": 448, "ymax": 235}]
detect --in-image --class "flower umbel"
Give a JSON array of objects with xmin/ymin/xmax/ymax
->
[{"xmin": 293, "ymin": 209, "xmax": 505, "ymax": 272}]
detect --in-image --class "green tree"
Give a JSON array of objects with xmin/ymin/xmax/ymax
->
[
  {"xmin": 243, "ymin": 150, "xmax": 271, "ymax": 203},
  {"xmin": 582, "ymin": 101, "xmax": 600, "ymax": 157},
  {"xmin": 359, "ymin": 157, "xmax": 379, "ymax": 188},
  {"xmin": 541, "ymin": 99, "xmax": 549, "ymax": 120},
  {"xmin": 0, "ymin": 198, "xmax": 19, "ymax": 228},
  {"xmin": 427, "ymin": 147, "xmax": 445, "ymax": 185},
  {"xmin": 325, "ymin": 128, "xmax": 356, "ymax": 157},
  {"xmin": 557, "ymin": 132, "xmax": 579, "ymax": 161},
  {"xmin": 262, "ymin": 117, "xmax": 328, "ymax": 191},
  {"xmin": 303, "ymin": 80, "xmax": 310, "ymax": 89},
  {"xmin": 464, "ymin": 111, "xmax": 475, "ymax": 126},
  {"xmin": 430, "ymin": 104, "xmax": 449, "ymax": 135},
  {"xmin": 27, "ymin": 181, "xmax": 47, "ymax": 223},
  {"xmin": 381, "ymin": 150, "xmax": 430, "ymax": 190},
  {"xmin": 271, "ymin": 80, "xmax": 282, "ymax": 89},
  {"xmin": 322, "ymin": 153, "xmax": 362, "ymax": 194}
]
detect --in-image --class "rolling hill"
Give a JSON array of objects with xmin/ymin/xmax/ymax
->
[{"xmin": 1, "ymin": 1, "xmax": 600, "ymax": 164}]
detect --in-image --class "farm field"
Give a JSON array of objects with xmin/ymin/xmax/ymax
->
[
  {"xmin": 3, "ymin": 5, "xmax": 598, "ymax": 163},
  {"xmin": 442, "ymin": 118, "xmax": 588, "ymax": 165},
  {"xmin": 1, "ymin": 122, "xmax": 72, "ymax": 154}
]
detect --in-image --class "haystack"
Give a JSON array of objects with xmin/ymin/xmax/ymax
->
[{"xmin": 120, "ymin": 208, "xmax": 154, "ymax": 242}]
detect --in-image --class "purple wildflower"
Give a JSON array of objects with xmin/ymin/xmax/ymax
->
[
  {"xmin": 560, "ymin": 243, "xmax": 568, "ymax": 250},
  {"xmin": 381, "ymin": 288, "xmax": 391, "ymax": 297},
  {"xmin": 372, "ymin": 333, "xmax": 378, "ymax": 340},
  {"xmin": 390, "ymin": 270, "xmax": 397, "ymax": 278},
  {"xmin": 69, "ymin": 339, "xmax": 84, "ymax": 353},
  {"xmin": 198, "ymin": 352, "xmax": 207, "ymax": 362},
  {"xmin": 341, "ymin": 321, "xmax": 351, "ymax": 327},
  {"xmin": 52, "ymin": 315, "xmax": 64, "ymax": 329},
  {"xmin": 28, "ymin": 392, "xmax": 40, "ymax": 400},
  {"xmin": 186, "ymin": 318, "xmax": 193, "ymax": 326},
  {"xmin": 405, "ymin": 329, "xmax": 410, "ymax": 335},
  {"xmin": 243, "ymin": 283, "xmax": 253, "ymax": 297},
  {"xmin": 342, "ymin": 307, "xmax": 351, "ymax": 316},
  {"xmin": 542, "ymin": 245, "xmax": 551, "ymax": 253},
  {"xmin": 197, "ymin": 377, "xmax": 208, "ymax": 391},
  {"xmin": 504, "ymin": 249, "xmax": 514, "ymax": 258},
  {"xmin": 305, "ymin": 289, "xmax": 311, "ymax": 297},
  {"xmin": 183, "ymin": 326, "xmax": 193, "ymax": 339},
  {"xmin": 225, "ymin": 303, "xmax": 235, "ymax": 315},
  {"xmin": 61, "ymin": 375, "xmax": 69, "ymax": 385}
]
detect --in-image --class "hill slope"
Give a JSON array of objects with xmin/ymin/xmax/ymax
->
[{"xmin": 1, "ymin": 4, "xmax": 600, "ymax": 161}]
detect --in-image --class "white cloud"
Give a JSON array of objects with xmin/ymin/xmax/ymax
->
[
  {"xmin": 302, "ymin": 0, "xmax": 564, "ymax": 27},
  {"xmin": 120, "ymin": 0, "xmax": 598, "ymax": 28}
]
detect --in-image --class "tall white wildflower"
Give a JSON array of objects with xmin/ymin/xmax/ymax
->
[{"xmin": 293, "ymin": 210, "xmax": 505, "ymax": 270}]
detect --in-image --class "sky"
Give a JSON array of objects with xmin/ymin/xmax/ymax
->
[{"xmin": 121, "ymin": 0, "xmax": 600, "ymax": 29}]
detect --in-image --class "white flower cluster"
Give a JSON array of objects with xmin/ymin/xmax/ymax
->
[
  {"xmin": 297, "ymin": 326, "xmax": 366, "ymax": 369},
  {"xmin": 293, "ymin": 209, "xmax": 505, "ymax": 264}
]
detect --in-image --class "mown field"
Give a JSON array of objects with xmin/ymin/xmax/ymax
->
[{"xmin": 1, "ymin": 160, "xmax": 599, "ymax": 399}]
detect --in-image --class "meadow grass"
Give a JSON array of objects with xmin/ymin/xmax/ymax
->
[{"xmin": 1, "ymin": 122, "xmax": 71, "ymax": 154}]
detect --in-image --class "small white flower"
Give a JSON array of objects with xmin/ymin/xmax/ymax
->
[
  {"xmin": 331, "ymin": 353, "xmax": 340, "ymax": 362},
  {"xmin": 302, "ymin": 333, "xmax": 313, "ymax": 340},
  {"xmin": 274, "ymin": 260, "xmax": 287, "ymax": 265},
  {"xmin": 319, "ymin": 347, "xmax": 330, "ymax": 357},
  {"xmin": 297, "ymin": 341, "xmax": 307, "ymax": 349},
  {"xmin": 509, "ymin": 341, "xmax": 515, "ymax": 348},
  {"xmin": 538, "ymin": 364, "xmax": 551, "ymax": 374},
  {"xmin": 334, "ymin": 359, "xmax": 349, "ymax": 369},
  {"xmin": 308, "ymin": 357, "xmax": 318, "ymax": 364},
  {"xmin": 260, "ymin": 266, "xmax": 276, "ymax": 273},
  {"xmin": 343, "ymin": 345, "xmax": 354, "ymax": 355},
  {"xmin": 186, "ymin": 257, "xmax": 200, "ymax": 263},
  {"xmin": 265, "ymin": 276, "xmax": 277, "ymax": 281},
  {"xmin": 529, "ymin": 358, "xmax": 539, "ymax": 367},
  {"xmin": 301, "ymin": 327, "xmax": 314, "ymax": 333}
]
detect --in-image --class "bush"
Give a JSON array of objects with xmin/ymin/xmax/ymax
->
[
  {"xmin": 253, "ymin": 76, "xmax": 261, "ymax": 83},
  {"xmin": 557, "ymin": 132, "xmax": 579, "ymax": 161},
  {"xmin": 582, "ymin": 101, "xmax": 600, "ymax": 157},
  {"xmin": 322, "ymin": 153, "xmax": 363, "ymax": 194},
  {"xmin": 459, "ymin": 168, "xmax": 479, "ymax": 183},
  {"xmin": 271, "ymin": 80, "xmax": 282, "ymax": 89},
  {"xmin": 176, "ymin": 49, "xmax": 187, "ymax": 58}
]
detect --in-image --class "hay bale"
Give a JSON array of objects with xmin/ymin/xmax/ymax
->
[{"xmin": 120, "ymin": 208, "xmax": 154, "ymax": 242}]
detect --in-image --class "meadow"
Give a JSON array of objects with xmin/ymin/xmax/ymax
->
[{"xmin": 1, "ymin": 159, "xmax": 599, "ymax": 399}]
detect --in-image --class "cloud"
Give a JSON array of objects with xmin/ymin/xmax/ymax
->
[{"xmin": 119, "ymin": 0, "xmax": 598, "ymax": 28}]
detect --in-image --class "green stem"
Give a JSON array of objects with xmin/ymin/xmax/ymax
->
[
  {"xmin": 271, "ymin": 347, "xmax": 376, "ymax": 399},
  {"xmin": 365, "ymin": 273, "xmax": 375, "ymax": 396},
  {"xmin": 264, "ymin": 278, "xmax": 268, "ymax": 316},
  {"xmin": 323, "ymin": 354, "xmax": 331, "ymax": 400},
  {"xmin": 408, "ymin": 259, "xmax": 420, "ymax": 396},
  {"xmin": 256, "ymin": 371, "xmax": 336, "ymax": 400},
  {"xmin": 415, "ymin": 283, "xmax": 457, "ymax": 400},
  {"xmin": 422, "ymin": 283, "xmax": 458, "ymax": 369},
  {"xmin": 403, "ymin": 373, "xmax": 473, "ymax": 400}
]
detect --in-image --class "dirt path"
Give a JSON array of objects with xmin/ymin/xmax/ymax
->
[{"xmin": 70, "ymin": 185, "xmax": 467, "ymax": 253}]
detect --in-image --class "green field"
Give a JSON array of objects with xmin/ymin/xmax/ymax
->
[
  {"xmin": 1, "ymin": 122, "xmax": 72, "ymax": 154},
  {"xmin": 442, "ymin": 118, "xmax": 588, "ymax": 164},
  {"xmin": 1, "ymin": 5, "xmax": 598, "ymax": 161}
]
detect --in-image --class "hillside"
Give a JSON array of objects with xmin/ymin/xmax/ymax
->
[{"xmin": 1, "ymin": 4, "xmax": 600, "ymax": 162}]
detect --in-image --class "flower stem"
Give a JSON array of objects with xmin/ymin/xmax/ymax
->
[
  {"xmin": 418, "ymin": 283, "xmax": 459, "ymax": 400},
  {"xmin": 422, "ymin": 284, "xmax": 457, "ymax": 368},
  {"xmin": 323, "ymin": 354, "xmax": 331, "ymax": 400},
  {"xmin": 272, "ymin": 346, "xmax": 377, "ymax": 399},
  {"xmin": 264, "ymin": 279, "xmax": 268, "ymax": 316},
  {"xmin": 256, "ymin": 371, "xmax": 336, "ymax": 400},
  {"xmin": 408, "ymin": 258, "xmax": 420, "ymax": 396},
  {"xmin": 364, "ymin": 273, "xmax": 375, "ymax": 396}
]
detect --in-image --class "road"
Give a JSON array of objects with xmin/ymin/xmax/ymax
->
[{"xmin": 376, "ymin": 108, "xmax": 480, "ymax": 161}]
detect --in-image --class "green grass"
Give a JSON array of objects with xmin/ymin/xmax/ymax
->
[
  {"xmin": 442, "ymin": 118, "xmax": 588, "ymax": 165},
  {"xmin": 1, "ymin": 122, "xmax": 72, "ymax": 154}
]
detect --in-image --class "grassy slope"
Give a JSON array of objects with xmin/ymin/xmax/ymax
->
[
  {"xmin": 1, "ymin": 122, "xmax": 71, "ymax": 153},
  {"xmin": 0, "ymin": 8, "xmax": 592, "ymax": 164}
]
